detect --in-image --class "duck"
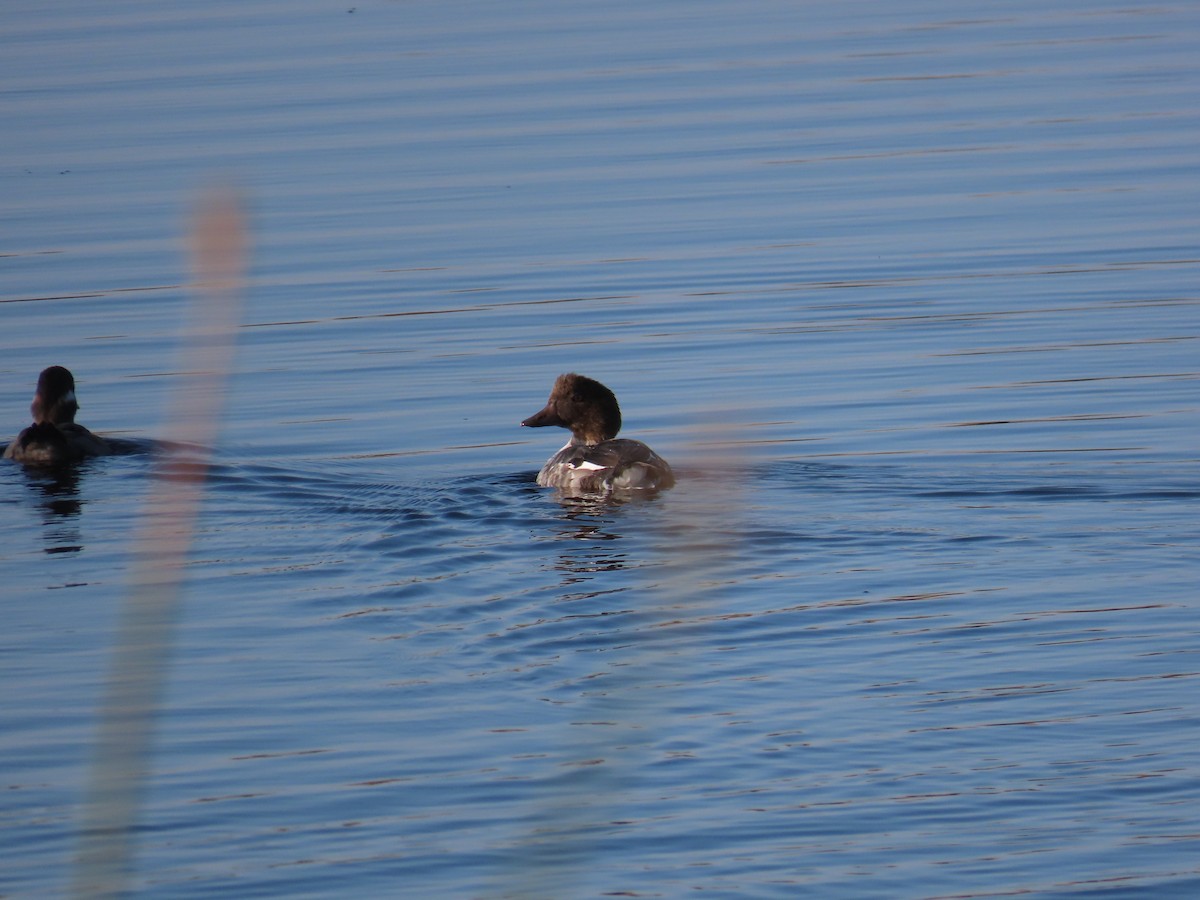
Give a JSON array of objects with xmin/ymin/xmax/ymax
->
[
  {"xmin": 521, "ymin": 373, "xmax": 674, "ymax": 494},
  {"xmin": 4, "ymin": 366, "xmax": 111, "ymax": 465}
]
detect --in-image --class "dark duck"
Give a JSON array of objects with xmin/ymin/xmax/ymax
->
[
  {"xmin": 521, "ymin": 373, "xmax": 674, "ymax": 495},
  {"xmin": 4, "ymin": 366, "xmax": 110, "ymax": 465}
]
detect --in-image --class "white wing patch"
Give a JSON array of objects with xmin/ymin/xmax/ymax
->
[{"xmin": 573, "ymin": 460, "xmax": 607, "ymax": 471}]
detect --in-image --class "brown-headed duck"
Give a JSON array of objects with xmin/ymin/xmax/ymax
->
[
  {"xmin": 4, "ymin": 366, "xmax": 110, "ymax": 465},
  {"xmin": 521, "ymin": 373, "xmax": 674, "ymax": 495}
]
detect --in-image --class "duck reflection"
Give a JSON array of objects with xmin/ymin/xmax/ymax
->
[
  {"xmin": 547, "ymin": 494, "xmax": 634, "ymax": 577},
  {"xmin": 18, "ymin": 462, "xmax": 86, "ymax": 554},
  {"xmin": 6, "ymin": 438, "xmax": 154, "ymax": 556}
]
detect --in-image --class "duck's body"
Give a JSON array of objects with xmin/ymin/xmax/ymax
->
[
  {"xmin": 4, "ymin": 366, "xmax": 111, "ymax": 465},
  {"xmin": 522, "ymin": 373, "xmax": 674, "ymax": 495},
  {"xmin": 4, "ymin": 421, "xmax": 109, "ymax": 466},
  {"xmin": 535, "ymin": 437, "xmax": 675, "ymax": 493}
]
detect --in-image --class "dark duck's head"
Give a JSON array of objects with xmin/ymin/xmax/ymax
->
[
  {"xmin": 31, "ymin": 366, "xmax": 81, "ymax": 425},
  {"xmin": 521, "ymin": 373, "xmax": 622, "ymax": 446}
]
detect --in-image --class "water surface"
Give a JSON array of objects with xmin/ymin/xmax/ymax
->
[{"xmin": 2, "ymin": 1, "xmax": 1198, "ymax": 897}]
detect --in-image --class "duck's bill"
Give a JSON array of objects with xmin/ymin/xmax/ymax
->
[{"xmin": 521, "ymin": 404, "xmax": 565, "ymax": 428}]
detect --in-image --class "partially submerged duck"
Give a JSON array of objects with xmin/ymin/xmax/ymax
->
[
  {"xmin": 521, "ymin": 373, "xmax": 674, "ymax": 495},
  {"xmin": 4, "ymin": 366, "xmax": 110, "ymax": 465}
]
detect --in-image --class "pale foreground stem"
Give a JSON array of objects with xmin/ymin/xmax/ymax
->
[{"xmin": 72, "ymin": 187, "xmax": 246, "ymax": 898}]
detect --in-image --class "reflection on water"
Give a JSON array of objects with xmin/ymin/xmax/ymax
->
[
  {"xmin": 23, "ymin": 465, "xmax": 85, "ymax": 553},
  {"xmin": 546, "ymin": 494, "xmax": 656, "ymax": 579},
  {"xmin": 5, "ymin": 438, "xmax": 162, "ymax": 558}
]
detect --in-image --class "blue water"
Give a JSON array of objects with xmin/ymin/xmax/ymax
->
[{"xmin": 3, "ymin": 1, "xmax": 1199, "ymax": 897}]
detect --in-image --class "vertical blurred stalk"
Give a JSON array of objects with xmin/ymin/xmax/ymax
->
[{"xmin": 72, "ymin": 187, "xmax": 245, "ymax": 898}]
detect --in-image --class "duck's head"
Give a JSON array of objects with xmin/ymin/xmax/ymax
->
[
  {"xmin": 521, "ymin": 373, "xmax": 622, "ymax": 446},
  {"xmin": 31, "ymin": 366, "xmax": 80, "ymax": 425}
]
